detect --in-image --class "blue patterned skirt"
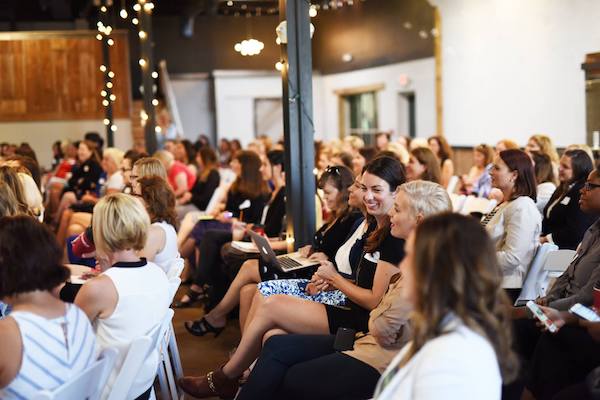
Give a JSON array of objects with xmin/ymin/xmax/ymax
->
[{"xmin": 257, "ymin": 279, "xmax": 347, "ymax": 306}]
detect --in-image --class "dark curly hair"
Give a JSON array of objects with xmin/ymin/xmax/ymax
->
[
  {"xmin": 138, "ymin": 176, "xmax": 178, "ymax": 228},
  {"xmin": 0, "ymin": 216, "xmax": 69, "ymax": 297}
]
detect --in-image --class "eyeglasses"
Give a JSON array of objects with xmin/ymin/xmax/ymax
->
[{"xmin": 583, "ymin": 182, "xmax": 600, "ymax": 191}]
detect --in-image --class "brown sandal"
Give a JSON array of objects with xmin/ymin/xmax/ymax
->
[{"xmin": 177, "ymin": 366, "xmax": 240, "ymax": 399}]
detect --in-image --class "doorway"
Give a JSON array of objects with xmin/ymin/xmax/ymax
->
[{"xmin": 398, "ymin": 92, "xmax": 416, "ymax": 138}]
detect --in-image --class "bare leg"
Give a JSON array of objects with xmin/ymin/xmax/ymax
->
[
  {"xmin": 180, "ymin": 238, "xmax": 196, "ymax": 259},
  {"xmin": 55, "ymin": 209, "xmax": 73, "ymax": 246},
  {"xmin": 202, "ymin": 259, "xmax": 261, "ymax": 328},
  {"xmin": 243, "ymin": 289, "xmax": 266, "ymax": 332},
  {"xmin": 221, "ymin": 294, "xmax": 329, "ymax": 378},
  {"xmin": 262, "ymin": 328, "xmax": 287, "ymax": 344},
  {"xmin": 54, "ymin": 192, "xmax": 76, "ymax": 225},
  {"xmin": 239, "ymin": 284, "xmax": 257, "ymax": 332}
]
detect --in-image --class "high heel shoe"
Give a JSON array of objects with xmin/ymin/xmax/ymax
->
[
  {"xmin": 173, "ymin": 287, "xmax": 207, "ymax": 308},
  {"xmin": 184, "ymin": 317, "xmax": 225, "ymax": 337},
  {"xmin": 178, "ymin": 366, "xmax": 240, "ymax": 399}
]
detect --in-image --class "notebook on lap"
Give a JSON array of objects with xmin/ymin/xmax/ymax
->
[{"xmin": 248, "ymin": 230, "xmax": 320, "ymax": 273}]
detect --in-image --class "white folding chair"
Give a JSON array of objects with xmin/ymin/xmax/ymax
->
[
  {"xmin": 514, "ymin": 243, "xmax": 558, "ymax": 305},
  {"xmin": 446, "ymin": 175, "xmax": 460, "ymax": 194},
  {"xmin": 461, "ymin": 196, "xmax": 497, "ymax": 215},
  {"xmin": 544, "ymin": 249, "xmax": 576, "ymax": 279},
  {"xmin": 33, "ymin": 347, "xmax": 118, "ymax": 400},
  {"xmin": 166, "ymin": 257, "xmax": 185, "ymax": 280},
  {"xmin": 106, "ymin": 309, "xmax": 174, "ymax": 400},
  {"xmin": 449, "ymin": 194, "xmax": 466, "ymax": 213}
]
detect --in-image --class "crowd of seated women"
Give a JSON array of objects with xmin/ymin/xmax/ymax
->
[{"xmin": 1, "ymin": 130, "xmax": 600, "ymax": 400}]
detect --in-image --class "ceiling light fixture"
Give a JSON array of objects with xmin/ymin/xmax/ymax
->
[{"xmin": 234, "ymin": 39, "xmax": 265, "ymax": 56}]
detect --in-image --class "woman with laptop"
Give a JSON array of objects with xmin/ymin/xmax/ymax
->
[
  {"xmin": 178, "ymin": 156, "xmax": 406, "ymax": 399},
  {"xmin": 183, "ymin": 164, "xmax": 363, "ymax": 335}
]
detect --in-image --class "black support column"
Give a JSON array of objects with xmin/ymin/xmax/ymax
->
[
  {"xmin": 137, "ymin": 1, "xmax": 158, "ymax": 153},
  {"xmin": 279, "ymin": 0, "xmax": 316, "ymax": 250}
]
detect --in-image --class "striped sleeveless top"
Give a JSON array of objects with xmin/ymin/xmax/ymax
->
[{"xmin": 0, "ymin": 304, "xmax": 97, "ymax": 400}]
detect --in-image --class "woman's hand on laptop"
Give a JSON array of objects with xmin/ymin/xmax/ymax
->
[
  {"xmin": 298, "ymin": 245, "xmax": 312, "ymax": 258},
  {"xmin": 308, "ymin": 252, "xmax": 328, "ymax": 262}
]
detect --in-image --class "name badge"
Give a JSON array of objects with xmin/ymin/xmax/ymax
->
[{"xmin": 560, "ymin": 196, "xmax": 571, "ymax": 205}]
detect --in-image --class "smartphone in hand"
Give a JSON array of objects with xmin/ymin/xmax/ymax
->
[
  {"xmin": 569, "ymin": 303, "xmax": 600, "ymax": 322},
  {"xmin": 527, "ymin": 300, "xmax": 558, "ymax": 333}
]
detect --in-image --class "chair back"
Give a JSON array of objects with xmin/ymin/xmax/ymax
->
[
  {"xmin": 446, "ymin": 175, "xmax": 460, "ymax": 194},
  {"xmin": 105, "ymin": 309, "xmax": 175, "ymax": 400},
  {"xmin": 449, "ymin": 193, "xmax": 466, "ymax": 213},
  {"xmin": 168, "ymin": 277, "xmax": 182, "ymax": 301},
  {"xmin": 543, "ymin": 249, "xmax": 576, "ymax": 280},
  {"xmin": 515, "ymin": 243, "xmax": 558, "ymax": 305},
  {"xmin": 33, "ymin": 347, "xmax": 118, "ymax": 400},
  {"xmin": 166, "ymin": 257, "xmax": 185, "ymax": 279},
  {"xmin": 204, "ymin": 186, "xmax": 224, "ymax": 215},
  {"xmin": 461, "ymin": 196, "xmax": 497, "ymax": 215}
]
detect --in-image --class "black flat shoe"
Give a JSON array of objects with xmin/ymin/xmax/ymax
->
[
  {"xmin": 184, "ymin": 317, "xmax": 225, "ymax": 337},
  {"xmin": 173, "ymin": 288, "xmax": 207, "ymax": 308}
]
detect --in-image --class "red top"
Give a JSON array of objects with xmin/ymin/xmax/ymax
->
[
  {"xmin": 55, "ymin": 159, "xmax": 76, "ymax": 179},
  {"xmin": 168, "ymin": 161, "xmax": 196, "ymax": 191}
]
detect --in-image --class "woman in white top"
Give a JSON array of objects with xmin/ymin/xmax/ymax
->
[
  {"xmin": 75, "ymin": 193, "xmax": 171, "ymax": 400},
  {"xmin": 137, "ymin": 176, "xmax": 181, "ymax": 274},
  {"xmin": 374, "ymin": 213, "xmax": 518, "ymax": 400},
  {"xmin": 0, "ymin": 216, "xmax": 97, "ymax": 399},
  {"xmin": 483, "ymin": 149, "xmax": 541, "ymax": 300}
]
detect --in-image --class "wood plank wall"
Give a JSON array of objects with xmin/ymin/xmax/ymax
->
[{"xmin": 0, "ymin": 31, "xmax": 131, "ymax": 122}]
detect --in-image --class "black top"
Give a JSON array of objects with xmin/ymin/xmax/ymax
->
[
  {"xmin": 190, "ymin": 169, "xmax": 221, "ymax": 210},
  {"xmin": 263, "ymin": 186, "xmax": 286, "ymax": 238},
  {"xmin": 312, "ymin": 211, "xmax": 364, "ymax": 261},
  {"xmin": 225, "ymin": 190, "xmax": 270, "ymax": 224},
  {"xmin": 542, "ymin": 181, "xmax": 597, "ymax": 250},
  {"xmin": 66, "ymin": 159, "xmax": 103, "ymax": 199}
]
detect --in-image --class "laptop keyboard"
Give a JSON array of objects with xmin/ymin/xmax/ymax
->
[{"xmin": 278, "ymin": 256, "xmax": 302, "ymax": 270}]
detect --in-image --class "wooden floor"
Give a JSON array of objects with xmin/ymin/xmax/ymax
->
[{"xmin": 172, "ymin": 285, "xmax": 241, "ymax": 400}]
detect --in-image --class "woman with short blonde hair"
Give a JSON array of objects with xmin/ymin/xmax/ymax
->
[
  {"xmin": 75, "ymin": 193, "xmax": 171, "ymax": 400},
  {"xmin": 132, "ymin": 157, "xmax": 168, "ymax": 194}
]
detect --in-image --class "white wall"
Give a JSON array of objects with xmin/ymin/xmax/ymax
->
[
  {"xmin": 431, "ymin": 0, "xmax": 600, "ymax": 147},
  {"xmin": 0, "ymin": 119, "xmax": 132, "ymax": 170},
  {"xmin": 213, "ymin": 70, "xmax": 285, "ymax": 146},
  {"xmin": 318, "ymin": 59, "xmax": 436, "ymax": 140},
  {"xmin": 213, "ymin": 59, "xmax": 436, "ymax": 144},
  {"xmin": 171, "ymin": 75, "xmax": 215, "ymax": 143}
]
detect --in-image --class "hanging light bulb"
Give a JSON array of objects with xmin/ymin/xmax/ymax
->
[
  {"xmin": 120, "ymin": 9, "xmax": 128, "ymax": 18},
  {"xmin": 96, "ymin": 34, "xmax": 103, "ymax": 40},
  {"xmin": 151, "ymin": 71, "xmax": 158, "ymax": 79},
  {"xmin": 99, "ymin": 65, "xmax": 107, "ymax": 72},
  {"xmin": 100, "ymin": 90, "xmax": 107, "ymax": 97},
  {"xmin": 144, "ymin": 2, "xmax": 154, "ymax": 11},
  {"xmin": 103, "ymin": 118, "xmax": 110, "ymax": 125},
  {"xmin": 132, "ymin": 18, "xmax": 139, "ymax": 25},
  {"xmin": 106, "ymin": 82, "xmax": 114, "ymax": 89},
  {"xmin": 107, "ymin": 38, "xmax": 114, "ymax": 46},
  {"xmin": 275, "ymin": 61, "xmax": 283, "ymax": 71},
  {"xmin": 111, "ymin": 125, "xmax": 118, "ymax": 132},
  {"xmin": 133, "ymin": 3, "xmax": 141, "ymax": 11},
  {"xmin": 152, "ymin": 99, "xmax": 159, "ymax": 106},
  {"xmin": 102, "ymin": 99, "xmax": 109, "ymax": 106},
  {"xmin": 108, "ymin": 71, "xmax": 115, "ymax": 78},
  {"xmin": 110, "ymin": 94, "xmax": 117, "ymax": 101},
  {"xmin": 139, "ymin": 58, "xmax": 147, "ymax": 67},
  {"xmin": 138, "ymin": 31, "xmax": 147, "ymax": 39},
  {"xmin": 309, "ymin": 5, "xmax": 318, "ymax": 17},
  {"xmin": 100, "ymin": 6, "xmax": 107, "ymax": 12}
]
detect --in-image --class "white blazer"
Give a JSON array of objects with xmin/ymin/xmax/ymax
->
[
  {"xmin": 374, "ymin": 316, "xmax": 502, "ymax": 400},
  {"xmin": 484, "ymin": 196, "xmax": 541, "ymax": 288}
]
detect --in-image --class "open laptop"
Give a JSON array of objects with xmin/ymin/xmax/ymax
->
[{"xmin": 248, "ymin": 230, "xmax": 320, "ymax": 273}]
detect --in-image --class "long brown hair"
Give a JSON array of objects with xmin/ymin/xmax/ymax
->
[
  {"xmin": 138, "ymin": 176, "xmax": 178, "ymax": 228},
  {"xmin": 0, "ymin": 165, "xmax": 31, "ymax": 216},
  {"xmin": 198, "ymin": 147, "xmax": 219, "ymax": 181},
  {"xmin": 499, "ymin": 149, "xmax": 537, "ymax": 202},
  {"xmin": 231, "ymin": 150, "xmax": 270, "ymax": 199},
  {"xmin": 403, "ymin": 213, "xmax": 518, "ymax": 383},
  {"xmin": 411, "ymin": 147, "xmax": 441, "ymax": 184},
  {"xmin": 428, "ymin": 135, "xmax": 453, "ymax": 163}
]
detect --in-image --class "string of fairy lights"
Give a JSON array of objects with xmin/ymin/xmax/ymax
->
[{"xmin": 95, "ymin": 0, "xmax": 159, "ymax": 136}]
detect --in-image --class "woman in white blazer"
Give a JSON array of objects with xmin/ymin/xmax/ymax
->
[
  {"xmin": 482, "ymin": 149, "xmax": 541, "ymax": 301},
  {"xmin": 374, "ymin": 213, "xmax": 518, "ymax": 400}
]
